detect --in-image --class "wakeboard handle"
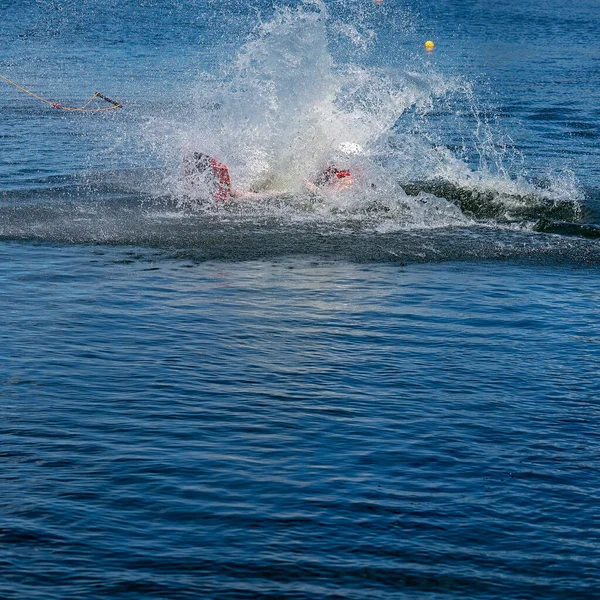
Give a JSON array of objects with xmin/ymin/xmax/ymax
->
[{"xmin": 95, "ymin": 92, "xmax": 121, "ymax": 108}]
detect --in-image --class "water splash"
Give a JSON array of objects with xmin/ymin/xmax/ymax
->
[{"xmin": 133, "ymin": 0, "xmax": 584, "ymax": 231}]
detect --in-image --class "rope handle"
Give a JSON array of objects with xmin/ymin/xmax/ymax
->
[{"xmin": 0, "ymin": 73, "xmax": 122, "ymax": 112}]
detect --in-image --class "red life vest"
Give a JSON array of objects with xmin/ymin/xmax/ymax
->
[
  {"xmin": 335, "ymin": 170, "xmax": 351, "ymax": 179},
  {"xmin": 185, "ymin": 153, "xmax": 232, "ymax": 201},
  {"xmin": 210, "ymin": 157, "xmax": 231, "ymax": 201}
]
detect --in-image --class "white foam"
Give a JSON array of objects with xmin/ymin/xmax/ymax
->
[{"xmin": 142, "ymin": 0, "xmax": 583, "ymax": 232}]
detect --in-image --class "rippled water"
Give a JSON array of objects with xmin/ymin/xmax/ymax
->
[
  {"xmin": 3, "ymin": 248, "xmax": 600, "ymax": 598},
  {"xmin": 2, "ymin": 0, "xmax": 600, "ymax": 597}
]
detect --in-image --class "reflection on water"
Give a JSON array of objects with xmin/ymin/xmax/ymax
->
[{"xmin": 2, "ymin": 246, "xmax": 600, "ymax": 599}]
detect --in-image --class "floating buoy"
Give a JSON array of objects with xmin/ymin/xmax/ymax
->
[{"xmin": 425, "ymin": 40, "xmax": 435, "ymax": 50}]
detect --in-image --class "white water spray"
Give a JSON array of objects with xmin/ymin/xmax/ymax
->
[{"xmin": 149, "ymin": 0, "xmax": 581, "ymax": 231}]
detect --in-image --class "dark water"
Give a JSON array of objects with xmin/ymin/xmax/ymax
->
[
  {"xmin": 1, "ymin": 1, "xmax": 600, "ymax": 598},
  {"xmin": 3, "ymin": 248, "xmax": 600, "ymax": 599}
]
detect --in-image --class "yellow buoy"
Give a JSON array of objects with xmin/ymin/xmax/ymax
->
[{"xmin": 425, "ymin": 40, "xmax": 435, "ymax": 50}]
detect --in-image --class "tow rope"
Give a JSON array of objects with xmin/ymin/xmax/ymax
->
[{"xmin": 0, "ymin": 73, "xmax": 121, "ymax": 112}]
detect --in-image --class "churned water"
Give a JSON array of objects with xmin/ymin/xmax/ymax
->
[{"xmin": 1, "ymin": 0, "xmax": 599, "ymax": 598}]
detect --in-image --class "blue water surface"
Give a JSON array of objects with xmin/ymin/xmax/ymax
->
[
  {"xmin": 3, "ymin": 246, "xmax": 600, "ymax": 599},
  {"xmin": 1, "ymin": 1, "xmax": 600, "ymax": 598}
]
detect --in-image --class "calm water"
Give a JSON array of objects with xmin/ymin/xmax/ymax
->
[{"xmin": 1, "ymin": 0, "xmax": 600, "ymax": 598}]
